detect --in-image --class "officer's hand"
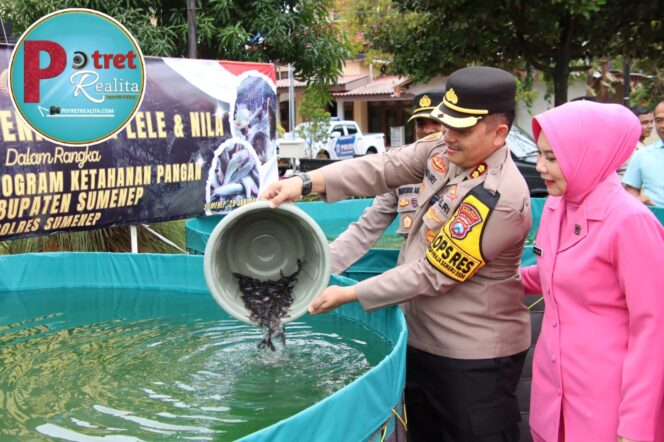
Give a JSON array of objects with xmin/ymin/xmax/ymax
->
[
  {"xmin": 308, "ymin": 285, "xmax": 357, "ymax": 315},
  {"xmin": 259, "ymin": 177, "xmax": 303, "ymax": 208}
]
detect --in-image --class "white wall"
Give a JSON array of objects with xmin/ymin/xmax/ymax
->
[{"xmin": 515, "ymin": 78, "xmax": 588, "ymax": 135}]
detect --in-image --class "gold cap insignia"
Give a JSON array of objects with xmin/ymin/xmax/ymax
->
[
  {"xmin": 445, "ymin": 88, "xmax": 458, "ymax": 104},
  {"xmin": 419, "ymin": 95, "xmax": 432, "ymax": 108}
]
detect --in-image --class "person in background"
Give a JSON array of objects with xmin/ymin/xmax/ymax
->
[
  {"xmin": 521, "ymin": 100, "xmax": 664, "ymax": 441},
  {"xmin": 261, "ymin": 66, "xmax": 532, "ymax": 441},
  {"xmin": 622, "ymin": 100, "xmax": 664, "ymax": 205},
  {"xmin": 617, "ymin": 105, "xmax": 654, "ymax": 176},
  {"xmin": 329, "ymin": 91, "xmax": 444, "ymax": 274}
]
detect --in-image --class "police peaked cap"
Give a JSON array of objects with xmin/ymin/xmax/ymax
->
[
  {"xmin": 431, "ymin": 66, "xmax": 516, "ymax": 129},
  {"xmin": 408, "ymin": 90, "xmax": 444, "ymax": 123}
]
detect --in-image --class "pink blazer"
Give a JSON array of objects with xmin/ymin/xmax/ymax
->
[{"xmin": 521, "ymin": 176, "xmax": 664, "ymax": 441}]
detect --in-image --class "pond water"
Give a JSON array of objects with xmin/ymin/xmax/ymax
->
[{"xmin": 0, "ymin": 288, "xmax": 392, "ymax": 441}]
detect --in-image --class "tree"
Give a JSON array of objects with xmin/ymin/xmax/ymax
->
[
  {"xmin": 349, "ymin": 0, "xmax": 663, "ymax": 105},
  {"xmin": 296, "ymin": 83, "xmax": 332, "ymax": 158},
  {"xmin": 1, "ymin": 0, "xmax": 351, "ymax": 86},
  {"xmin": 0, "ymin": 1, "xmax": 351, "ymax": 253}
]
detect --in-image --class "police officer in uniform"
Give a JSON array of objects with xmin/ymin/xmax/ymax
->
[
  {"xmin": 261, "ymin": 66, "xmax": 532, "ymax": 441},
  {"xmin": 329, "ymin": 90, "xmax": 445, "ymax": 273}
]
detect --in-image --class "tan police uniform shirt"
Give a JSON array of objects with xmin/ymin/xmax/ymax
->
[
  {"xmin": 329, "ymin": 140, "xmax": 443, "ymax": 274},
  {"xmin": 320, "ymin": 139, "xmax": 532, "ymax": 359}
]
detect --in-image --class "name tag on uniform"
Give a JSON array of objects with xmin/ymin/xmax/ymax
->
[{"xmin": 533, "ymin": 247, "xmax": 542, "ymax": 256}]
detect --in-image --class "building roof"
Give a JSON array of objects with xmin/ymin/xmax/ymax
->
[
  {"xmin": 276, "ymin": 78, "xmax": 308, "ymax": 88},
  {"xmin": 276, "ymin": 74, "xmax": 370, "ymax": 91},
  {"xmin": 333, "ymin": 76, "xmax": 411, "ymax": 98}
]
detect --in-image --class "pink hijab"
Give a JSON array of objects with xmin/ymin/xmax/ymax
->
[{"xmin": 532, "ymin": 101, "xmax": 640, "ymax": 204}]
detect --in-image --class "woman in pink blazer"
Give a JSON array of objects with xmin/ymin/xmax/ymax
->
[{"xmin": 521, "ymin": 101, "xmax": 664, "ymax": 442}]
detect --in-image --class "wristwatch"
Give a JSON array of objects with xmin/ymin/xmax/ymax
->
[{"xmin": 292, "ymin": 172, "xmax": 312, "ymax": 196}]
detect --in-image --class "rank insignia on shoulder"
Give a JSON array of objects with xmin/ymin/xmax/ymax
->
[
  {"xmin": 468, "ymin": 162, "xmax": 488, "ymax": 179},
  {"xmin": 431, "ymin": 155, "xmax": 447, "ymax": 174}
]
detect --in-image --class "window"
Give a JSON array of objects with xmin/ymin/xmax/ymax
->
[{"xmin": 345, "ymin": 125, "xmax": 358, "ymax": 135}]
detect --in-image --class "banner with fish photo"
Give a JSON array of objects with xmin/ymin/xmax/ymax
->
[{"xmin": 0, "ymin": 44, "xmax": 278, "ymax": 241}]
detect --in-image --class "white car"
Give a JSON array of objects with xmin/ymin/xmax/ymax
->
[{"xmin": 280, "ymin": 119, "xmax": 386, "ymax": 160}]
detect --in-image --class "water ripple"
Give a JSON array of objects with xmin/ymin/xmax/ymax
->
[{"xmin": 0, "ymin": 288, "xmax": 391, "ymax": 441}]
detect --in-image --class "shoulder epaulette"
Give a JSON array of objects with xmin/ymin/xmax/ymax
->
[{"xmin": 420, "ymin": 131, "xmax": 443, "ymax": 142}]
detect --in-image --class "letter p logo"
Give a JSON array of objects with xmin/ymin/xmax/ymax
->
[{"xmin": 23, "ymin": 40, "xmax": 66, "ymax": 103}]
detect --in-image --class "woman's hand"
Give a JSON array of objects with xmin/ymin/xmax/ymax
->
[
  {"xmin": 308, "ymin": 285, "xmax": 358, "ymax": 315},
  {"xmin": 618, "ymin": 437, "xmax": 637, "ymax": 442}
]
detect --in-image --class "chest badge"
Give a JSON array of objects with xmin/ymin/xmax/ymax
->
[
  {"xmin": 402, "ymin": 214, "xmax": 413, "ymax": 230},
  {"xmin": 447, "ymin": 184, "xmax": 458, "ymax": 200},
  {"xmin": 426, "ymin": 207, "xmax": 442, "ymax": 223},
  {"xmin": 431, "ymin": 155, "xmax": 448, "ymax": 174},
  {"xmin": 399, "ymin": 198, "xmax": 409, "ymax": 208}
]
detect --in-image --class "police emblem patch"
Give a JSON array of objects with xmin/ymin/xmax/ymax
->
[
  {"xmin": 445, "ymin": 88, "xmax": 458, "ymax": 104},
  {"xmin": 431, "ymin": 155, "xmax": 447, "ymax": 174},
  {"xmin": 419, "ymin": 95, "xmax": 432, "ymax": 108},
  {"xmin": 426, "ymin": 193, "xmax": 492, "ymax": 282},
  {"xmin": 449, "ymin": 203, "xmax": 482, "ymax": 239}
]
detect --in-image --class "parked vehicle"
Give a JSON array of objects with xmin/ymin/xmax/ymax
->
[
  {"xmin": 281, "ymin": 124, "xmax": 547, "ymax": 197},
  {"xmin": 280, "ymin": 119, "xmax": 386, "ymax": 160},
  {"xmin": 507, "ymin": 125, "xmax": 547, "ymax": 197}
]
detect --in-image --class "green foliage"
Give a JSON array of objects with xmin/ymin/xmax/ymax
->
[
  {"xmin": 0, "ymin": 0, "xmax": 353, "ymax": 253},
  {"xmin": 1, "ymin": 0, "xmax": 351, "ymax": 84},
  {"xmin": 0, "ymin": 220, "xmax": 186, "ymax": 254},
  {"xmin": 295, "ymin": 83, "xmax": 332, "ymax": 156},
  {"xmin": 515, "ymin": 66, "xmax": 538, "ymax": 113},
  {"xmin": 630, "ymin": 68, "xmax": 664, "ymax": 108},
  {"xmin": 349, "ymin": 0, "xmax": 664, "ymax": 105}
]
